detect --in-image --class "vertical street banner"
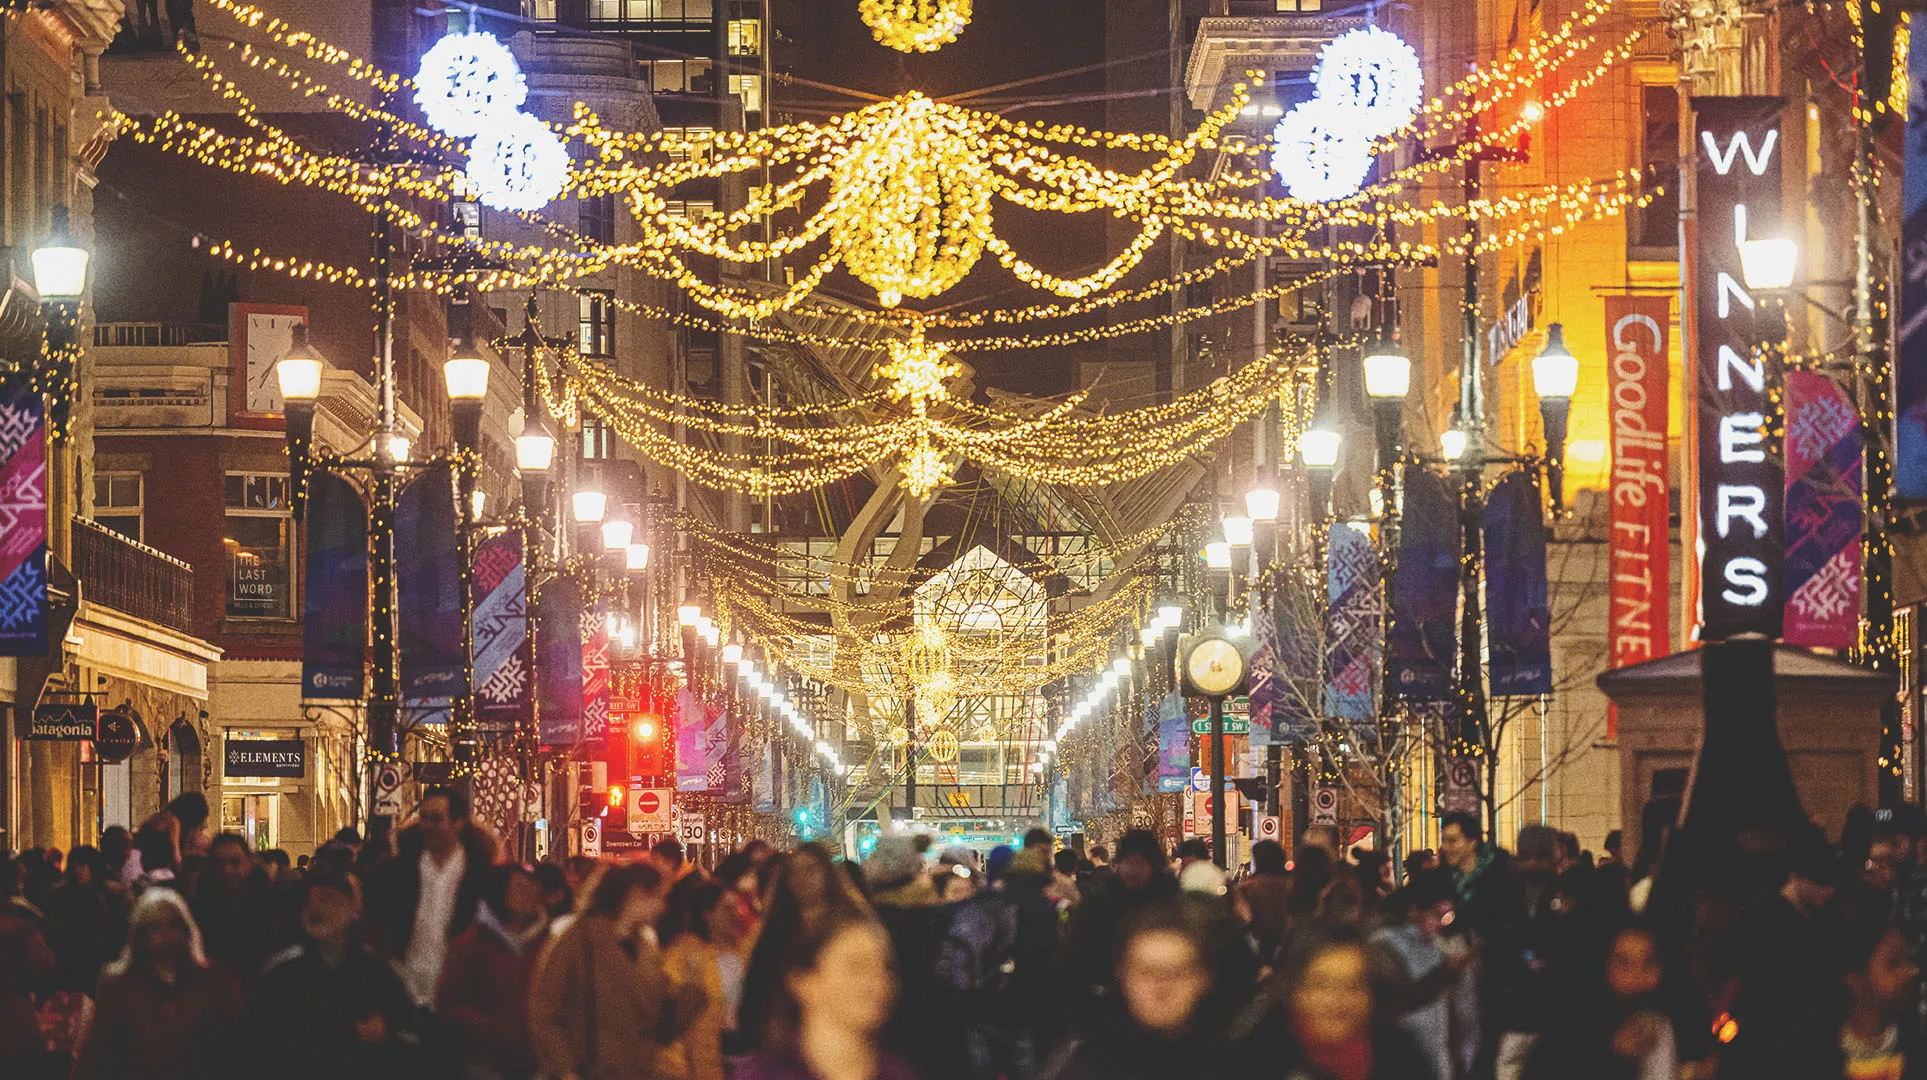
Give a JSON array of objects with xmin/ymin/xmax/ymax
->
[
  {"xmin": 536, "ymin": 577, "xmax": 584, "ymax": 746},
  {"xmin": 1605, "ymin": 296, "xmax": 1671, "ymax": 736},
  {"xmin": 1692, "ymin": 95, "xmax": 1786, "ymax": 639},
  {"xmin": 705, "ymin": 702, "xmax": 729, "ymax": 791},
  {"xmin": 1897, "ymin": 30, "xmax": 1927, "ymax": 496},
  {"xmin": 1246, "ymin": 605, "xmax": 1276, "ymax": 747},
  {"xmin": 471, "ymin": 531, "xmax": 529, "ymax": 732},
  {"xmin": 724, "ymin": 713, "xmax": 748, "ymax": 804},
  {"xmin": 1323, "ymin": 522, "xmax": 1382, "ymax": 722},
  {"xmin": 753, "ymin": 740, "xmax": 775, "ymax": 812},
  {"xmin": 1157, "ymin": 689, "xmax": 1189, "ymax": 792},
  {"xmin": 1483, "ymin": 471, "xmax": 1553, "ymax": 695},
  {"xmin": 1783, "ymin": 370, "xmax": 1864, "ymax": 648},
  {"xmin": 301, "ymin": 475, "xmax": 366, "ymax": 700},
  {"xmin": 675, "ymin": 688, "xmax": 708, "ymax": 792},
  {"xmin": 580, "ymin": 603, "xmax": 610, "ymax": 747},
  {"xmin": 397, "ymin": 464, "xmax": 463, "ymax": 701},
  {"xmin": 0, "ymin": 383, "xmax": 47, "ymax": 656},
  {"xmin": 1273, "ymin": 576, "xmax": 1320, "ymax": 743},
  {"xmin": 1388, "ymin": 466, "xmax": 1458, "ymax": 700}
]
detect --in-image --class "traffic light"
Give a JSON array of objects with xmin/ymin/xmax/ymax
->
[
  {"xmin": 604, "ymin": 783, "xmax": 627, "ymax": 831},
  {"xmin": 630, "ymin": 712, "xmax": 665, "ymax": 777},
  {"xmin": 576, "ymin": 761, "xmax": 608, "ymax": 822}
]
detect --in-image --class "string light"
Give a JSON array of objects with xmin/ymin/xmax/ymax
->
[{"xmin": 860, "ymin": 0, "xmax": 973, "ymax": 53}]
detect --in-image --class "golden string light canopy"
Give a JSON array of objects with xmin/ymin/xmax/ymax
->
[{"xmin": 860, "ymin": 0, "xmax": 974, "ymax": 53}]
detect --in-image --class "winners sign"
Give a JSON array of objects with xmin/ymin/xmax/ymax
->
[{"xmin": 1692, "ymin": 97, "xmax": 1785, "ymax": 640}]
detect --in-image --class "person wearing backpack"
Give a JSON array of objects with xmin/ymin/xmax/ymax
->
[{"xmin": 942, "ymin": 845, "xmax": 1062, "ymax": 1080}]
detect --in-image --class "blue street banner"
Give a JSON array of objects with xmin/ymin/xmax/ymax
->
[
  {"xmin": 0, "ymin": 383, "xmax": 47, "ymax": 656},
  {"xmin": 301, "ymin": 475, "xmax": 366, "ymax": 700},
  {"xmin": 1899, "ymin": 33, "xmax": 1927, "ymax": 496},
  {"xmin": 676, "ymin": 688, "xmax": 708, "ymax": 792},
  {"xmin": 1157, "ymin": 690, "xmax": 1189, "ymax": 792},
  {"xmin": 536, "ymin": 577, "xmax": 584, "ymax": 746},
  {"xmin": 470, "ymin": 531, "xmax": 529, "ymax": 732},
  {"xmin": 1483, "ymin": 471, "xmax": 1552, "ymax": 695},
  {"xmin": 580, "ymin": 602, "xmax": 609, "ymax": 748},
  {"xmin": 1389, "ymin": 466, "xmax": 1457, "ymax": 700},
  {"xmin": 1247, "ymin": 606, "xmax": 1277, "ymax": 747},
  {"xmin": 397, "ymin": 464, "xmax": 462, "ymax": 702},
  {"xmin": 1784, "ymin": 370, "xmax": 1864, "ymax": 648},
  {"xmin": 1324, "ymin": 523, "xmax": 1382, "ymax": 721}
]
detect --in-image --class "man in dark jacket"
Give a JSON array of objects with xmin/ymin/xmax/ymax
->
[
  {"xmin": 191, "ymin": 833, "xmax": 288, "ymax": 985},
  {"xmin": 254, "ymin": 875, "xmax": 422, "ymax": 1080},
  {"xmin": 362, "ymin": 786, "xmax": 495, "ymax": 1007}
]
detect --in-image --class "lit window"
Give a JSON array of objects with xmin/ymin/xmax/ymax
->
[
  {"xmin": 729, "ymin": 73, "xmax": 763, "ymax": 114},
  {"xmin": 93, "ymin": 471, "xmax": 143, "ymax": 543},
  {"xmin": 582, "ymin": 418, "xmax": 615, "ymax": 461},
  {"xmin": 224, "ymin": 473, "xmax": 294, "ymax": 620},
  {"xmin": 580, "ymin": 193, "xmax": 616, "ymax": 244},
  {"xmin": 728, "ymin": 19, "xmax": 761, "ymax": 55},
  {"xmin": 662, "ymin": 199, "xmax": 716, "ymax": 220},
  {"xmin": 579, "ymin": 290, "xmax": 615, "ymax": 358}
]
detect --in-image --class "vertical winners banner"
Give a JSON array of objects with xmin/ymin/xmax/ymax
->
[
  {"xmin": 398, "ymin": 464, "xmax": 463, "ymax": 703},
  {"xmin": 302, "ymin": 475, "xmax": 367, "ymax": 699},
  {"xmin": 1388, "ymin": 466, "xmax": 1458, "ymax": 700},
  {"xmin": 0, "ymin": 383, "xmax": 47, "ymax": 655},
  {"xmin": 1897, "ymin": 30, "xmax": 1927, "ymax": 496},
  {"xmin": 471, "ymin": 531, "xmax": 529, "ymax": 732},
  {"xmin": 1693, "ymin": 95, "xmax": 1786, "ymax": 639},
  {"xmin": 536, "ymin": 577, "xmax": 584, "ymax": 746},
  {"xmin": 1483, "ymin": 472, "xmax": 1553, "ymax": 695},
  {"xmin": 1606, "ymin": 295, "xmax": 1671, "ymax": 737},
  {"xmin": 1783, "ymin": 370, "xmax": 1863, "ymax": 649},
  {"xmin": 1324, "ymin": 522, "xmax": 1382, "ymax": 723}
]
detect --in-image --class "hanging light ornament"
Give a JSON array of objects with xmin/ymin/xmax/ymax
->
[
  {"xmin": 414, "ymin": 31, "xmax": 527, "ymax": 137},
  {"xmin": 1270, "ymin": 99, "xmax": 1375, "ymax": 203},
  {"xmin": 827, "ymin": 94, "xmax": 995, "ymax": 307},
  {"xmin": 858, "ymin": 0, "xmax": 973, "ymax": 53},
  {"xmin": 873, "ymin": 325, "xmax": 963, "ymax": 495},
  {"xmin": 467, "ymin": 112, "xmax": 570, "ymax": 212},
  {"xmin": 1312, "ymin": 26, "xmax": 1424, "ymax": 132}
]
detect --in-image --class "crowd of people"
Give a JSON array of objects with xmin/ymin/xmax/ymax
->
[{"xmin": 3, "ymin": 790, "xmax": 1926, "ymax": 1080}]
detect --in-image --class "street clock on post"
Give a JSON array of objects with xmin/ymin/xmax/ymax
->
[{"xmin": 1179, "ymin": 631, "xmax": 1250, "ymax": 699}]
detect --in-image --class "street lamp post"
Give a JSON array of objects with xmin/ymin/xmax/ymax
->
[
  {"xmin": 1363, "ymin": 338, "xmax": 1409, "ymax": 870},
  {"xmin": 33, "ymin": 205, "xmax": 89, "ymax": 441},
  {"xmin": 444, "ymin": 345, "xmax": 490, "ymax": 766},
  {"xmin": 1531, "ymin": 324, "xmax": 1580, "ymax": 515}
]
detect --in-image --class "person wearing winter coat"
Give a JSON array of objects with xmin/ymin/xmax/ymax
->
[
  {"xmin": 0, "ymin": 852, "xmax": 62, "ymax": 1080},
  {"xmin": 72, "ymin": 888, "xmax": 242, "ymax": 1080},
  {"xmin": 251, "ymin": 874, "xmax": 423, "ymax": 1080},
  {"xmin": 437, "ymin": 864, "xmax": 550, "ymax": 1080},
  {"xmin": 661, "ymin": 880, "xmax": 758, "ymax": 1080},
  {"xmin": 360, "ymin": 787, "xmax": 497, "ymax": 1007},
  {"xmin": 529, "ymin": 861, "xmax": 708, "ymax": 1080}
]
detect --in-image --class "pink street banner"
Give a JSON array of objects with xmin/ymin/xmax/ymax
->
[
  {"xmin": 0, "ymin": 383, "xmax": 46, "ymax": 656},
  {"xmin": 471, "ymin": 531, "xmax": 529, "ymax": 732},
  {"xmin": 1783, "ymin": 370, "xmax": 1863, "ymax": 649},
  {"xmin": 581, "ymin": 602, "xmax": 610, "ymax": 748}
]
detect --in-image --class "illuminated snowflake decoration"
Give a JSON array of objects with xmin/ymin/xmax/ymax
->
[
  {"xmin": 466, "ymin": 113, "xmax": 570, "ymax": 212},
  {"xmin": 1270, "ymin": 100, "xmax": 1375, "ymax": 204},
  {"xmin": 875, "ymin": 332, "xmax": 963, "ymax": 411},
  {"xmin": 1312, "ymin": 26, "xmax": 1424, "ymax": 133},
  {"xmin": 414, "ymin": 32, "xmax": 527, "ymax": 138}
]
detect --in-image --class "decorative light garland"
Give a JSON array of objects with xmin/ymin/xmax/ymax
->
[{"xmin": 859, "ymin": 0, "xmax": 974, "ymax": 53}]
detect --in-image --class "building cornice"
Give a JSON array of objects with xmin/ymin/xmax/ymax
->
[{"xmin": 1185, "ymin": 14, "xmax": 1367, "ymax": 110}]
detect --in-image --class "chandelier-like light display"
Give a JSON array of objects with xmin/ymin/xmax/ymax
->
[
  {"xmin": 859, "ymin": 0, "xmax": 974, "ymax": 53},
  {"xmin": 467, "ymin": 113, "xmax": 570, "ymax": 212}
]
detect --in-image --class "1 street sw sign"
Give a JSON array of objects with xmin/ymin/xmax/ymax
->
[{"xmin": 1192, "ymin": 717, "xmax": 1251, "ymax": 734}]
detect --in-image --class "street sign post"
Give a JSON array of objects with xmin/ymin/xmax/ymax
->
[{"xmin": 1192, "ymin": 717, "xmax": 1251, "ymax": 735}]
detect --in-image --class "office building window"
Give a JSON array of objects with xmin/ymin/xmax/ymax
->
[
  {"xmin": 728, "ymin": 19, "xmax": 761, "ymax": 55},
  {"xmin": 663, "ymin": 199, "xmax": 716, "ymax": 220},
  {"xmin": 580, "ymin": 290, "xmax": 615, "ymax": 358},
  {"xmin": 729, "ymin": 73, "xmax": 763, "ymax": 114},
  {"xmin": 93, "ymin": 472, "xmax": 143, "ymax": 543},
  {"xmin": 580, "ymin": 192, "xmax": 616, "ymax": 244},
  {"xmin": 582, "ymin": 418, "xmax": 614, "ymax": 460},
  {"xmin": 225, "ymin": 474, "xmax": 294, "ymax": 620}
]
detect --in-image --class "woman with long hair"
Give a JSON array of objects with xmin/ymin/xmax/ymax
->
[
  {"xmin": 1523, "ymin": 918, "xmax": 1680, "ymax": 1080},
  {"xmin": 661, "ymin": 881, "xmax": 757, "ymax": 1080},
  {"xmin": 72, "ymin": 889, "xmax": 241, "ymax": 1080},
  {"xmin": 737, "ymin": 912, "xmax": 916, "ymax": 1080},
  {"xmin": 529, "ymin": 862, "xmax": 708, "ymax": 1080},
  {"xmin": 740, "ymin": 844, "xmax": 868, "ymax": 1048},
  {"xmin": 1238, "ymin": 921, "xmax": 1433, "ymax": 1080}
]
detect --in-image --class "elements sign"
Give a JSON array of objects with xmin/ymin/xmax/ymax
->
[
  {"xmin": 224, "ymin": 738, "xmax": 305, "ymax": 778},
  {"xmin": 28, "ymin": 702, "xmax": 95, "ymax": 741},
  {"xmin": 1692, "ymin": 96, "xmax": 1785, "ymax": 639}
]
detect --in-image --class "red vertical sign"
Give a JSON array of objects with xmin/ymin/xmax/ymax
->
[{"xmin": 1606, "ymin": 295, "xmax": 1672, "ymax": 737}]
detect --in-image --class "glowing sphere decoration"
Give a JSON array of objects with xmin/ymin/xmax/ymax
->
[
  {"xmin": 1312, "ymin": 26, "xmax": 1423, "ymax": 132},
  {"xmin": 859, "ymin": 0, "xmax": 974, "ymax": 53},
  {"xmin": 466, "ymin": 113, "xmax": 570, "ymax": 212},
  {"xmin": 1270, "ymin": 100, "xmax": 1375, "ymax": 204},
  {"xmin": 826, "ymin": 94, "xmax": 993, "ymax": 306},
  {"xmin": 414, "ymin": 32, "xmax": 527, "ymax": 137}
]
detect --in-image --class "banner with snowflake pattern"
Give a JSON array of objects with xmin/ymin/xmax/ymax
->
[
  {"xmin": 1784, "ymin": 370, "xmax": 1863, "ymax": 649},
  {"xmin": 1247, "ymin": 605, "xmax": 1277, "ymax": 747},
  {"xmin": 676, "ymin": 688, "xmax": 707, "ymax": 792},
  {"xmin": 1323, "ymin": 523, "xmax": 1381, "ymax": 723},
  {"xmin": 580, "ymin": 600, "xmax": 609, "ymax": 748},
  {"xmin": 705, "ymin": 702, "xmax": 729, "ymax": 792},
  {"xmin": 0, "ymin": 383, "xmax": 46, "ymax": 656},
  {"xmin": 471, "ymin": 531, "xmax": 528, "ymax": 732}
]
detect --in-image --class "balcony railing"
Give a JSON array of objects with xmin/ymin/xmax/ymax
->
[
  {"xmin": 72, "ymin": 516, "xmax": 195, "ymax": 634},
  {"xmin": 92, "ymin": 321, "xmax": 226, "ymax": 348}
]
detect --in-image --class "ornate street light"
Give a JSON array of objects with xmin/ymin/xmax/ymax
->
[
  {"xmin": 1531, "ymin": 323, "xmax": 1580, "ymax": 514},
  {"xmin": 625, "ymin": 542, "xmax": 651, "ymax": 571},
  {"xmin": 1739, "ymin": 237, "xmax": 1799, "ymax": 291},
  {"xmin": 443, "ymin": 347, "xmax": 490, "ymax": 452},
  {"xmin": 1300, "ymin": 425, "xmax": 1340, "ymax": 517},
  {"xmin": 572, "ymin": 489, "xmax": 607, "ymax": 524},
  {"xmin": 275, "ymin": 323, "xmax": 325, "ymax": 521},
  {"xmin": 32, "ymin": 207, "xmax": 90, "ymax": 301},
  {"xmin": 601, "ymin": 517, "xmax": 634, "ymax": 551},
  {"xmin": 1244, "ymin": 485, "xmax": 1281, "ymax": 522},
  {"xmin": 1363, "ymin": 337, "xmax": 1410, "ymax": 482},
  {"xmin": 1440, "ymin": 426, "xmax": 1468, "ymax": 462}
]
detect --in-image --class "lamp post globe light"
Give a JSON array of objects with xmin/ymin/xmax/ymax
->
[
  {"xmin": 33, "ymin": 206, "xmax": 91, "ymax": 441},
  {"xmin": 275, "ymin": 323, "xmax": 325, "ymax": 520},
  {"xmin": 1300, "ymin": 425, "xmax": 1341, "ymax": 518},
  {"xmin": 1739, "ymin": 236, "xmax": 1799, "ymax": 291},
  {"xmin": 1531, "ymin": 323, "xmax": 1580, "ymax": 514},
  {"xmin": 1440, "ymin": 426, "xmax": 1468, "ymax": 462},
  {"xmin": 32, "ymin": 206, "xmax": 90, "ymax": 302}
]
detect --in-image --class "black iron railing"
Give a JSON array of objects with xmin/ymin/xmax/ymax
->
[{"xmin": 72, "ymin": 517, "xmax": 195, "ymax": 634}]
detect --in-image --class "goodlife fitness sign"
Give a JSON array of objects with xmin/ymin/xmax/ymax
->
[{"xmin": 1693, "ymin": 97, "xmax": 1785, "ymax": 640}]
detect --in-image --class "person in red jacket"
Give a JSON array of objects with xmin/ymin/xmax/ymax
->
[
  {"xmin": 436, "ymin": 863, "xmax": 549, "ymax": 1080},
  {"xmin": 73, "ymin": 888, "xmax": 242, "ymax": 1080}
]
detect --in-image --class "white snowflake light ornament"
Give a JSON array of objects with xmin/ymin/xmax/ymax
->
[
  {"xmin": 466, "ymin": 113, "xmax": 570, "ymax": 212},
  {"xmin": 415, "ymin": 32, "xmax": 527, "ymax": 138}
]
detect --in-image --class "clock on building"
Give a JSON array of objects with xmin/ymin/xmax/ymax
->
[
  {"xmin": 1181, "ymin": 632, "xmax": 1249, "ymax": 699},
  {"xmin": 229, "ymin": 303, "xmax": 309, "ymax": 420}
]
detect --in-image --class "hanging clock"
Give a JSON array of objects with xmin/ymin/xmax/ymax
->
[{"xmin": 1180, "ymin": 632, "xmax": 1250, "ymax": 699}]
